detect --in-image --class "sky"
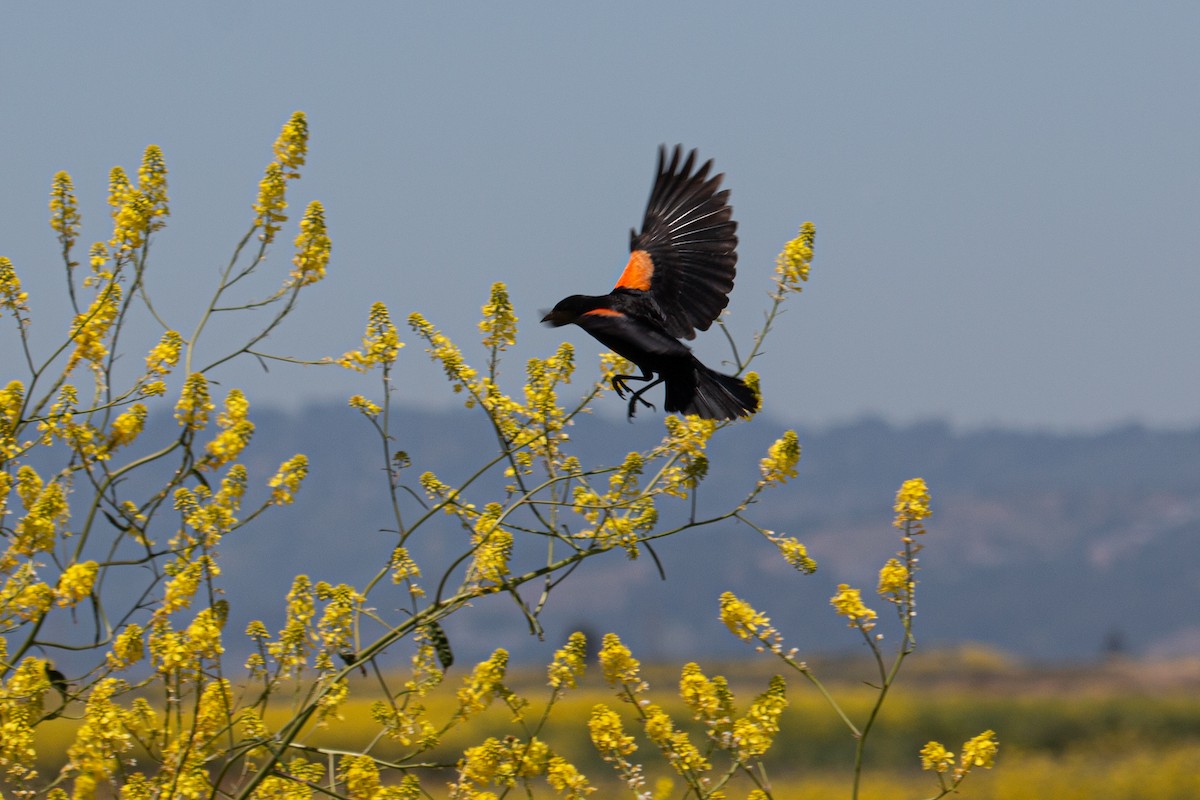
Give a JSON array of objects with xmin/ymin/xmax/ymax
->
[{"xmin": 2, "ymin": 3, "xmax": 1198, "ymax": 432}]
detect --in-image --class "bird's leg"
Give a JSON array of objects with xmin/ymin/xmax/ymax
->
[
  {"xmin": 626, "ymin": 376, "xmax": 665, "ymax": 420},
  {"xmin": 611, "ymin": 368, "xmax": 655, "ymax": 400}
]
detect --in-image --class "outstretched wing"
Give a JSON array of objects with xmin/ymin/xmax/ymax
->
[{"xmin": 613, "ymin": 145, "xmax": 738, "ymax": 340}]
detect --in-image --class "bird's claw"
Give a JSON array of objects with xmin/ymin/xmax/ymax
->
[{"xmin": 625, "ymin": 393, "xmax": 656, "ymax": 421}]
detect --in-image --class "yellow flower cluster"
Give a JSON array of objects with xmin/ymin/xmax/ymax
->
[
  {"xmin": 49, "ymin": 171, "xmax": 81, "ymax": 251},
  {"xmin": 202, "ymin": 389, "xmax": 254, "ymax": 468},
  {"xmin": 830, "ymin": 583, "xmax": 878, "ymax": 630},
  {"xmin": 140, "ymin": 330, "xmax": 182, "ymax": 396},
  {"xmin": 893, "ymin": 477, "xmax": 932, "ymax": 532},
  {"xmin": 340, "ymin": 302, "xmax": 403, "ymax": 371},
  {"xmin": 731, "ymin": 676, "xmax": 788, "ymax": 759},
  {"xmin": 456, "ymin": 649, "xmax": 512, "ymax": 719},
  {"xmin": 655, "ymin": 414, "xmax": 717, "ymax": 498},
  {"xmin": 0, "ymin": 257, "xmax": 29, "ymax": 321},
  {"xmin": 774, "ymin": 221, "xmax": 815, "ymax": 294},
  {"xmin": 718, "ymin": 592, "xmax": 784, "ymax": 653},
  {"xmin": 765, "ymin": 530, "xmax": 818, "ymax": 574},
  {"xmin": 66, "ymin": 678, "xmax": 135, "ymax": 796},
  {"xmin": 389, "ymin": 546, "xmax": 424, "ymax": 597},
  {"xmin": 291, "ymin": 200, "xmax": 331, "ymax": 286},
  {"xmin": 588, "ymin": 704, "xmax": 637, "ymax": 758},
  {"xmin": 68, "ymin": 282, "xmax": 122, "ymax": 372},
  {"xmin": 643, "ymin": 703, "xmax": 710, "ymax": 773},
  {"xmin": 919, "ymin": 730, "xmax": 999, "ymax": 779},
  {"xmin": 409, "ymin": 312, "xmax": 479, "ymax": 396},
  {"xmin": 254, "ymin": 111, "xmax": 309, "ymax": 243},
  {"xmin": 174, "ymin": 373, "xmax": 214, "ymax": 430},
  {"xmin": 0, "ymin": 657, "xmax": 49, "ymax": 779},
  {"xmin": 12, "ymin": 468, "xmax": 69, "ymax": 557},
  {"xmin": 679, "ymin": 663, "xmax": 735, "ymax": 728},
  {"xmin": 0, "ymin": 380, "xmax": 25, "ymax": 458},
  {"xmin": 268, "ymin": 454, "xmax": 309, "ymax": 505},
  {"xmin": 598, "ymin": 632, "xmax": 643, "ymax": 688},
  {"xmin": 55, "ymin": 560, "xmax": 98, "ymax": 607},
  {"xmin": 469, "ymin": 503, "xmax": 513, "ymax": 588},
  {"xmin": 173, "ymin": 466, "xmax": 246, "ymax": 544},
  {"xmin": 107, "ymin": 624, "xmax": 145, "ymax": 671},
  {"xmin": 571, "ymin": 452, "xmax": 657, "ymax": 556},
  {"xmin": 877, "ymin": 557, "xmax": 911, "ymax": 599},
  {"xmin": 548, "ymin": 631, "xmax": 589, "ymax": 690},
  {"xmin": 268, "ymin": 575, "xmax": 317, "ymax": 677},
  {"xmin": 315, "ymin": 582, "xmax": 362, "ymax": 670},
  {"xmin": 137, "ymin": 145, "xmax": 170, "ymax": 232},
  {"xmin": 759, "ymin": 430, "xmax": 801, "ymax": 485},
  {"xmin": 479, "ymin": 281, "xmax": 518, "ymax": 351},
  {"xmin": 104, "ymin": 146, "xmax": 170, "ymax": 259},
  {"xmin": 108, "ymin": 403, "xmax": 147, "ymax": 450},
  {"xmin": 452, "ymin": 735, "xmax": 586, "ymax": 799}
]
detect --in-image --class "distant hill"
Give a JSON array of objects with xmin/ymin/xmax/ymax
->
[{"xmin": 173, "ymin": 403, "xmax": 1200, "ymax": 665}]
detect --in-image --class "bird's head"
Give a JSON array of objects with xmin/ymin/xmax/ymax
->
[{"xmin": 540, "ymin": 295, "xmax": 591, "ymax": 327}]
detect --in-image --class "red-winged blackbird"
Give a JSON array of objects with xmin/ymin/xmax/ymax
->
[{"xmin": 542, "ymin": 146, "xmax": 758, "ymax": 421}]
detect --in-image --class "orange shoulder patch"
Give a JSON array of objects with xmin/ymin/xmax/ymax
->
[
  {"xmin": 614, "ymin": 250, "xmax": 654, "ymax": 291},
  {"xmin": 582, "ymin": 307, "xmax": 624, "ymax": 317}
]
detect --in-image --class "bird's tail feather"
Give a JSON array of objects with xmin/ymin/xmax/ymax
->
[{"xmin": 665, "ymin": 363, "xmax": 758, "ymax": 421}]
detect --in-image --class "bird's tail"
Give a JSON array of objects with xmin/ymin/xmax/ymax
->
[{"xmin": 665, "ymin": 362, "xmax": 759, "ymax": 421}]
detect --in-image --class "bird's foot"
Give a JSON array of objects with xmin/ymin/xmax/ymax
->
[
  {"xmin": 611, "ymin": 377, "xmax": 629, "ymax": 399},
  {"xmin": 625, "ymin": 393, "xmax": 656, "ymax": 421}
]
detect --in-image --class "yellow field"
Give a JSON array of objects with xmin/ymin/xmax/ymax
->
[{"xmin": 30, "ymin": 650, "xmax": 1200, "ymax": 799}]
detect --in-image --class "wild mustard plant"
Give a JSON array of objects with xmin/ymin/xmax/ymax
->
[
  {"xmin": 720, "ymin": 477, "xmax": 999, "ymax": 799},
  {"xmin": 0, "ymin": 114, "xmax": 996, "ymax": 800}
]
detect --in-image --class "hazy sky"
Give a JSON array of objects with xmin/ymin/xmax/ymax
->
[{"xmin": 2, "ymin": 3, "xmax": 1197, "ymax": 431}]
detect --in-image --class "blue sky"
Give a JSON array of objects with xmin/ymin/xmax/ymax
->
[{"xmin": 2, "ymin": 3, "xmax": 1197, "ymax": 430}]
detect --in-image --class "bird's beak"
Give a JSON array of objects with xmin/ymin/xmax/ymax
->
[{"xmin": 541, "ymin": 309, "xmax": 570, "ymax": 326}]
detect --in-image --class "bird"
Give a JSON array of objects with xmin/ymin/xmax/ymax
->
[{"xmin": 542, "ymin": 145, "xmax": 758, "ymax": 421}]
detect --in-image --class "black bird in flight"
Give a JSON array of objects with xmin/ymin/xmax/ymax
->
[{"xmin": 542, "ymin": 146, "xmax": 758, "ymax": 421}]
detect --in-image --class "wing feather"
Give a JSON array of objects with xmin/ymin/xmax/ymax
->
[{"xmin": 621, "ymin": 145, "xmax": 738, "ymax": 340}]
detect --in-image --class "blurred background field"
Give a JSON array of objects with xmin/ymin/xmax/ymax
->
[{"xmin": 32, "ymin": 647, "xmax": 1200, "ymax": 799}]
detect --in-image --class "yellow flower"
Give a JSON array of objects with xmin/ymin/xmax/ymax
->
[
  {"xmin": 457, "ymin": 649, "xmax": 511, "ymax": 718},
  {"xmin": 893, "ymin": 477, "xmax": 931, "ymax": 531},
  {"xmin": 959, "ymin": 729, "xmax": 999, "ymax": 771},
  {"xmin": 145, "ymin": 330, "xmax": 182, "ymax": 377},
  {"xmin": 49, "ymin": 171, "xmax": 82, "ymax": 251},
  {"xmin": 830, "ymin": 584, "xmax": 877, "ymax": 628},
  {"xmin": 254, "ymin": 111, "xmax": 309, "ymax": 242},
  {"xmin": 548, "ymin": 632, "xmax": 589, "ymax": 690},
  {"xmin": 269, "ymin": 454, "xmax": 309, "ymax": 505},
  {"xmin": 0, "ymin": 257, "xmax": 30, "ymax": 320},
  {"xmin": 588, "ymin": 704, "xmax": 637, "ymax": 758},
  {"xmin": 174, "ymin": 373, "xmax": 214, "ymax": 430},
  {"xmin": 274, "ymin": 110, "xmax": 309, "ymax": 177},
  {"xmin": 107, "ymin": 624, "xmax": 145, "ymax": 671},
  {"xmin": 409, "ymin": 312, "xmax": 479, "ymax": 396},
  {"xmin": 69, "ymin": 282, "xmax": 122, "ymax": 370},
  {"xmin": 340, "ymin": 302, "xmax": 403, "ymax": 371},
  {"xmin": 202, "ymin": 389, "xmax": 254, "ymax": 467},
  {"xmin": 731, "ymin": 675, "xmax": 788, "ymax": 759},
  {"xmin": 479, "ymin": 281, "xmax": 518, "ymax": 351},
  {"xmin": 759, "ymin": 430, "xmax": 801, "ymax": 484},
  {"xmin": 108, "ymin": 403, "xmax": 147, "ymax": 449},
  {"xmin": 254, "ymin": 162, "xmax": 289, "ymax": 243},
  {"xmin": 774, "ymin": 222, "xmax": 815, "ymax": 294},
  {"xmin": 137, "ymin": 145, "xmax": 170, "ymax": 229},
  {"xmin": 878, "ymin": 557, "xmax": 910, "ymax": 598},
  {"xmin": 718, "ymin": 592, "xmax": 774, "ymax": 643},
  {"xmin": 598, "ymin": 633, "xmax": 641, "ymax": 687},
  {"xmin": 56, "ymin": 561, "xmax": 98, "ymax": 607},
  {"xmin": 291, "ymin": 200, "xmax": 331, "ymax": 286},
  {"xmin": 766, "ymin": 531, "xmax": 817, "ymax": 574},
  {"xmin": 919, "ymin": 740, "xmax": 955, "ymax": 773}
]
